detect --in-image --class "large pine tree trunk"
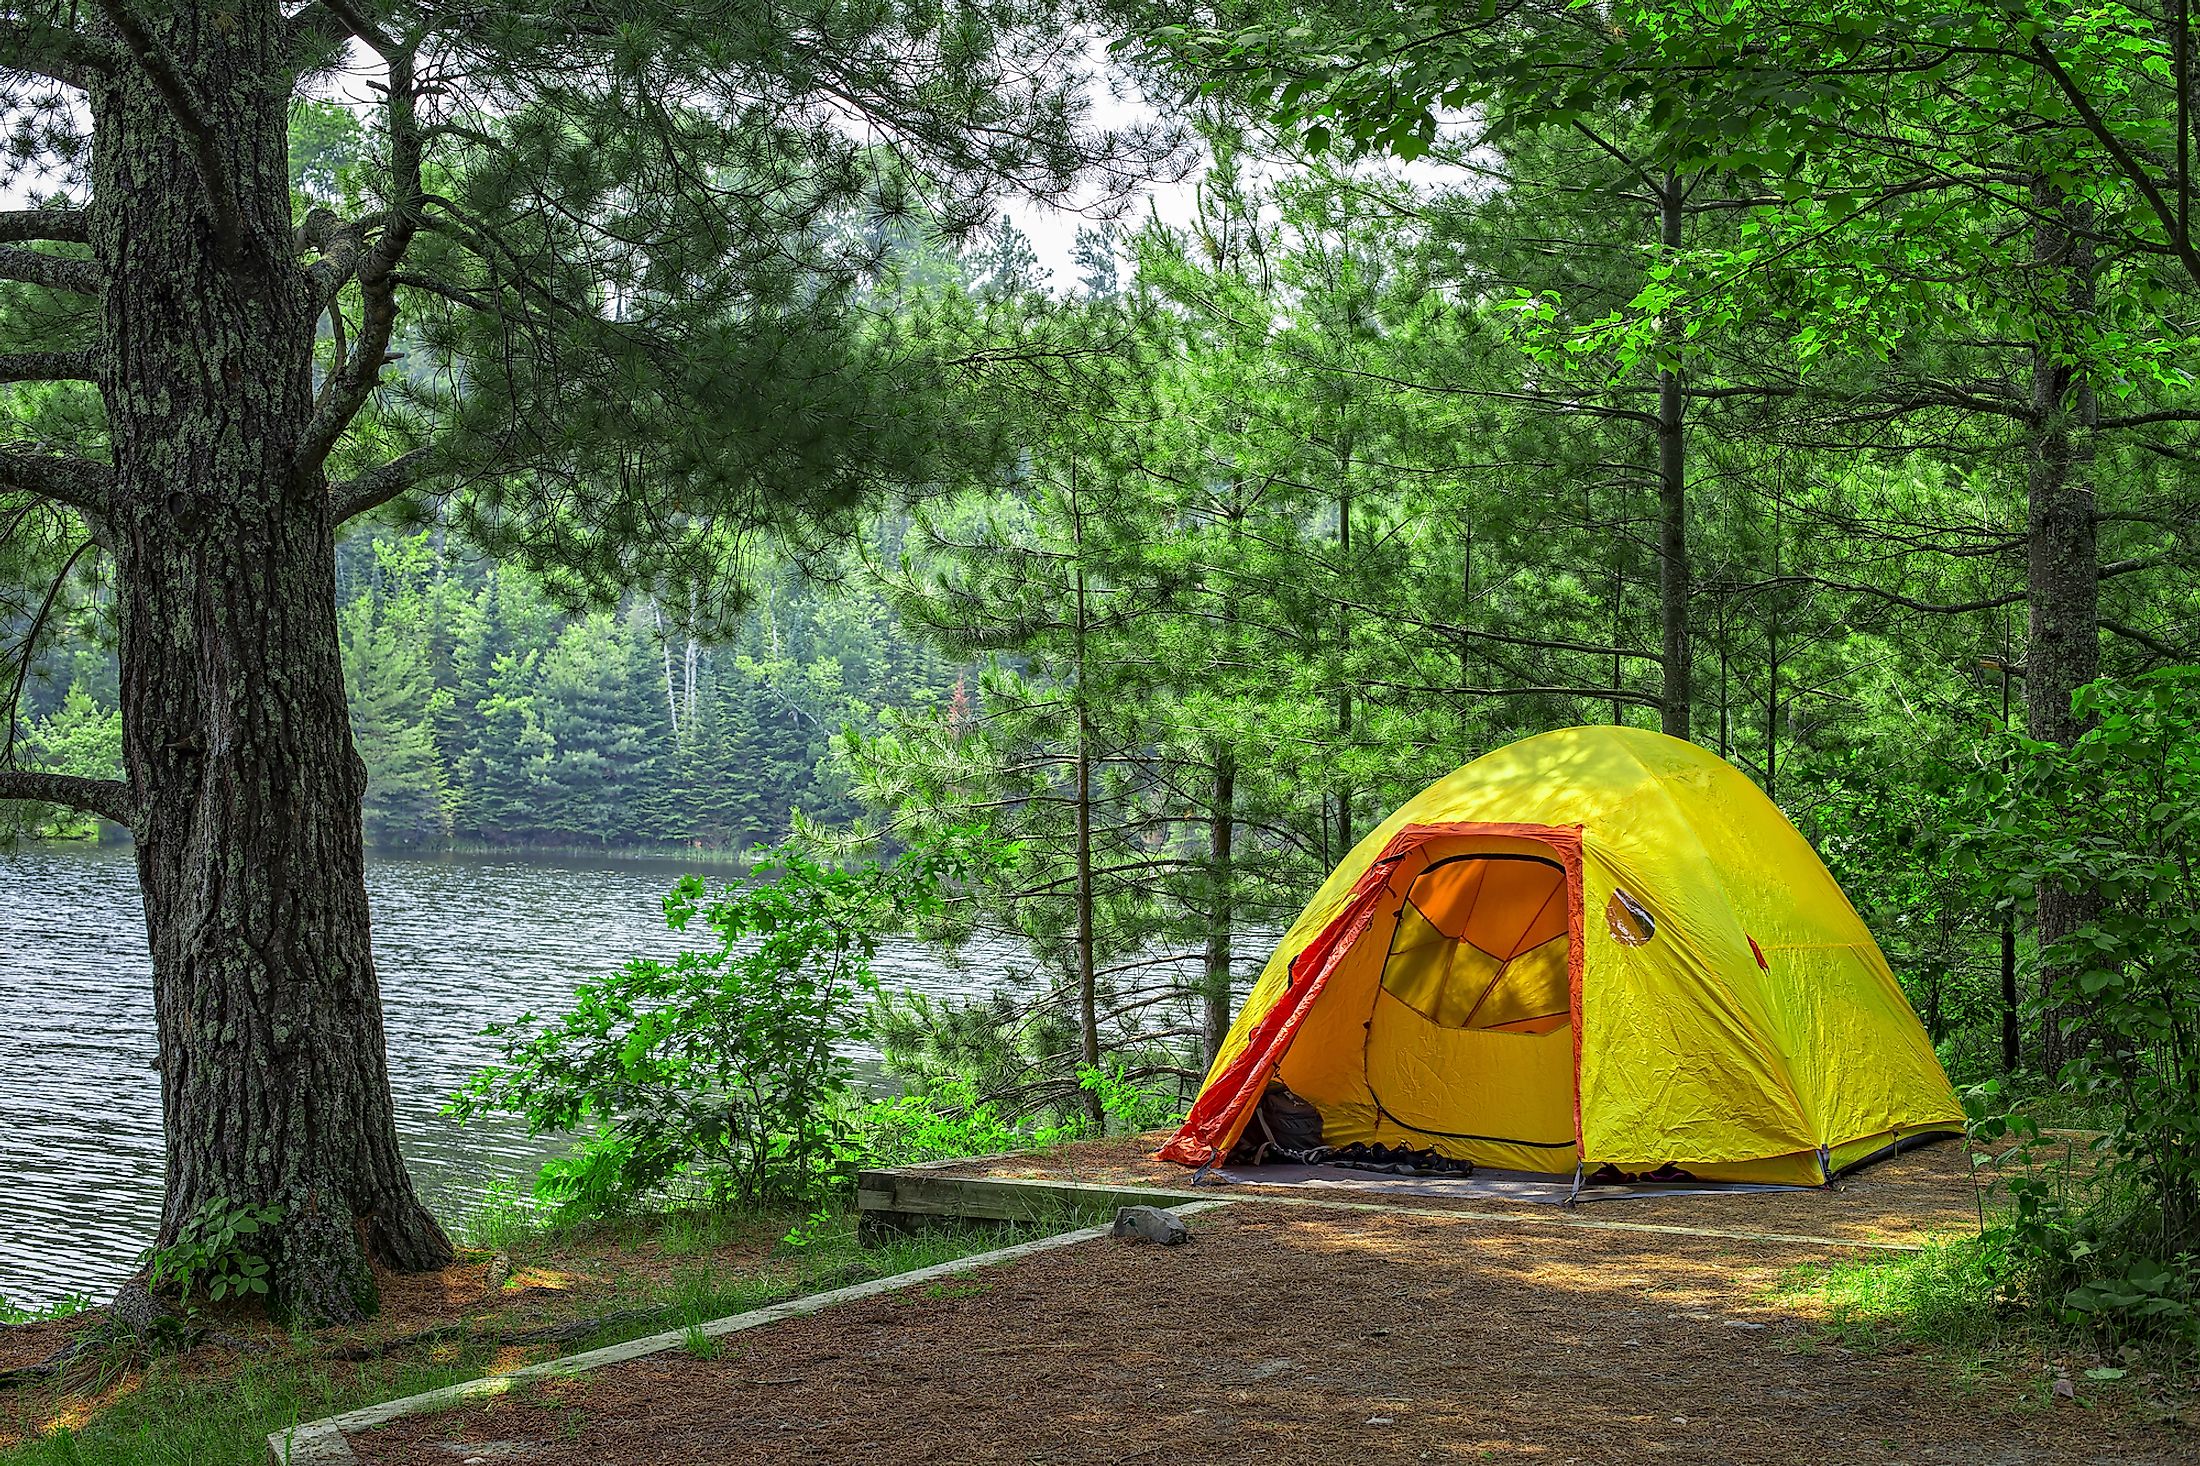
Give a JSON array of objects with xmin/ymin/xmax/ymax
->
[
  {"xmin": 2025, "ymin": 183, "xmax": 2101, "ymax": 1078},
  {"xmin": 87, "ymin": 7, "xmax": 450, "ymax": 1323}
]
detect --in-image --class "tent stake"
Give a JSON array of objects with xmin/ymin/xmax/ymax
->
[{"xmin": 1566, "ymin": 1159, "xmax": 1585, "ymax": 1206}]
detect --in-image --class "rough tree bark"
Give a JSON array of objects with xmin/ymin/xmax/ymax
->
[
  {"xmin": 80, "ymin": 3, "xmax": 449, "ymax": 1321},
  {"xmin": 2023, "ymin": 182, "xmax": 2101, "ymax": 1077}
]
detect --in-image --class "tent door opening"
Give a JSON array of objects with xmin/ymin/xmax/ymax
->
[{"xmin": 1360, "ymin": 851, "xmax": 1579, "ymax": 1162}]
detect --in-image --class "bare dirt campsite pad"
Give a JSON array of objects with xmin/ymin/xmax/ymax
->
[
  {"xmin": 932, "ymin": 1129, "xmax": 2004, "ymax": 1244},
  {"xmin": 341, "ymin": 1203, "xmax": 2187, "ymax": 1466}
]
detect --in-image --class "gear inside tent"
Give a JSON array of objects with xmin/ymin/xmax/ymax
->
[{"xmin": 1161, "ymin": 726, "xmax": 1964, "ymax": 1188}]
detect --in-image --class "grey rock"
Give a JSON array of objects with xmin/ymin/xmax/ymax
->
[{"xmin": 1111, "ymin": 1205, "xmax": 1191, "ymax": 1246}]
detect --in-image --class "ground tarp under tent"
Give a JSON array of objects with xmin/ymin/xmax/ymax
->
[{"xmin": 1160, "ymin": 727, "xmax": 1965, "ymax": 1186}]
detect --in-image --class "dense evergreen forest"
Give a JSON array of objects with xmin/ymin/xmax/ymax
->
[
  {"xmin": 21, "ymin": 138, "xmax": 2192, "ymax": 1101},
  {"xmin": 13, "ymin": 119, "xmax": 2200, "ymax": 1097},
  {"xmin": 15, "ymin": 531, "xmax": 965, "ymax": 851}
]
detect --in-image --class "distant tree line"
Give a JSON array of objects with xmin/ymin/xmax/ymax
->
[{"xmin": 13, "ymin": 525, "xmax": 968, "ymax": 854}]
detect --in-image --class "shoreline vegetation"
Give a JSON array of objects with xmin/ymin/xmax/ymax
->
[{"xmin": 5, "ymin": 538, "xmax": 949, "ymax": 858}]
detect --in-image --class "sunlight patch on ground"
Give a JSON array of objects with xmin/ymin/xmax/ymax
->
[
  {"xmin": 35, "ymin": 1371, "xmax": 140, "ymax": 1438},
  {"xmin": 508, "ymin": 1266, "xmax": 578, "ymax": 1292}
]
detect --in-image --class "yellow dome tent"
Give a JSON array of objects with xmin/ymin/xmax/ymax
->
[{"xmin": 1158, "ymin": 726, "xmax": 1964, "ymax": 1186}]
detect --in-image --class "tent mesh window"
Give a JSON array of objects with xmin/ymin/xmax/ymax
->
[{"xmin": 1379, "ymin": 854, "xmax": 1571, "ymax": 1035}]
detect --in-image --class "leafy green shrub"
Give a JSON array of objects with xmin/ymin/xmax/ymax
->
[
  {"xmin": 859, "ymin": 1073, "xmax": 1079, "ymax": 1166},
  {"xmin": 0, "ymin": 1290, "xmax": 92, "ymax": 1324},
  {"xmin": 1970, "ymin": 1100, "xmax": 2198, "ymax": 1352},
  {"xmin": 5, "ymin": 680, "xmax": 126, "ymax": 841},
  {"xmin": 451, "ymin": 839, "xmax": 979, "ymax": 1215},
  {"xmin": 1957, "ymin": 669, "xmax": 2200, "ymax": 1350},
  {"xmin": 1076, "ymin": 1061, "xmax": 1184, "ymax": 1135},
  {"xmin": 143, "ymin": 1198, "xmax": 283, "ymax": 1308}
]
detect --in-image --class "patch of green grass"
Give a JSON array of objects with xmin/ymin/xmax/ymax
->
[
  {"xmin": 0, "ymin": 1206, "xmax": 1075, "ymax": 1466},
  {"xmin": 446, "ymin": 1179, "xmax": 543, "ymax": 1253},
  {"xmin": 0, "ymin": 1296, "xmax": 93, "ymax": 1327},
  {"xmin": 679, "ymin": 1321, "xmax": 719, "ymax": 1360},
  {"xmin": 638, "ymin": 1211, "xmax": 1069, "ymax": 1333},
  {"xmin": 1772, "ymin": 1237, "xmax": 2020, "ymax": 1353},
  {"xmin": 651, "ymin": 1208, "xmax": 757, "ymax": 1259},
  {"xmin": 7, "ymin": 1347, "xmax": 506, "ymax": 1466}
]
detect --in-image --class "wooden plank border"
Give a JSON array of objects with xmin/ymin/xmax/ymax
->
[{"xmin": 265, "ymin": 1199, "xmax": 1228, "ymax": 1466}]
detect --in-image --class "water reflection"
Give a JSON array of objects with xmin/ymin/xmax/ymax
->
[{"xmin": 0, "ymin": 842, "xmax": 1045, "ymax": 1309}]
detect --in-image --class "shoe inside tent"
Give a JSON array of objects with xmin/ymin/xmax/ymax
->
[{"xmin": 1160, "ymin": 727, "xmax": 1965, "ymax": 1186}]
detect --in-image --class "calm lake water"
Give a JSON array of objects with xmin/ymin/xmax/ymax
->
[{"xmin": 0, "ymin": 841, "xmax": 1047, "ymax": 1311}]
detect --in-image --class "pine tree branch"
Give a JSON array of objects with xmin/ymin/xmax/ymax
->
[
  {"xmin": 0, "ymin": 13, "xmax": 120, "ymax": 88},
  {"xmin": 0, "ymin": 771, "xmax": 134, "ymax": 827},
  {"xmin": 0, "ymin": 349, "xmax": 96, "ymax": 383},
  {"xmin": 298, "ymin": 206, "xmax": 388, "ymax": 300},
  {"xmin": 1752, "ymin": 575, "xmax": 2021, "ymax": 615},
  {"xmin": 2096, "ymin": 408, "xmax": 2200, "ymax": 430},
  {"xmin": 1361, "ymin": 678, "xmax": 1668, "ymax": 710},
  {"xmin": 296, "ymin": 49, "xmax": 423, "ymax": 474},
  {"xmin": 283, "ymin": 4, "xmax": 349, "ymax": 72},
  {"xmin": 0, "ymin": 208, "xmax": 88, "ymax": 245},
  {"xmin": 0, "ymin": 449, "xmax": 113, "ymax": 514},
  {"xmin": 299, "ymin": 0, "xmax": 398, "ymax": 54},
  {"xmin": 1746, "ymin": 555, "xmax": 2166, "ymax": 618},
  {"xmin": 0, "ymin": 247, "xmax": 98, "ymax": 294},
  {"xmin": 2100, "ymin": 618, "xmax": 2191, "ymax": 661},
  {"xmin": 330, "ymin": 447, "xmax": 435, "ymax": 521}
]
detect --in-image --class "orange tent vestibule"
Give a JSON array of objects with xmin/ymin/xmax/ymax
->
[{"xmin": 1159, "ymin": 727, "xmax": 1965, "ymax": 1185}]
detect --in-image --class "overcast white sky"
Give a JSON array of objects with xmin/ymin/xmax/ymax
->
[{"xmin": 999, "ymin": 58, "xmax": 1204, "ymax": 286}]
